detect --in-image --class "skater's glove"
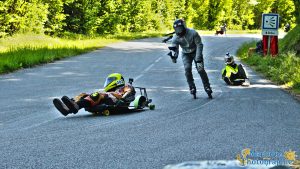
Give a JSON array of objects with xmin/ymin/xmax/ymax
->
[
  {"xmin": 168, "ymin": 50, "xmax": 178, "ymax": 63},
  {"xmin": 171, "ymin": 52, "xmax": 178, "ymax": 63}
]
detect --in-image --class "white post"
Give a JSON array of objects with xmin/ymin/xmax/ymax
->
[{"xmin": 267, "ymin": 36, "xmax": 271, "ymax": 55}]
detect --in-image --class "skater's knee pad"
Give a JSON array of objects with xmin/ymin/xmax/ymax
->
[
  {"xmin": 195, "ymin": 62, "xmax": 204, "ymax": 72},
  {"xmin": 197, "ymin": 67, "xmax": 205, "ymax": 73}
]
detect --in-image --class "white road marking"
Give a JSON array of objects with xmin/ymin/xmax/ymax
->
[
  {"xmin": 134, "ymin": 56, "xmax": 163, "ymax": 81},
  {"xmin": 144, "ymin": 63, "xmax": 155, "ymax": 72},
  {"xmin": 134, "ymin": 74, "xmax": 144, "ymax": 81},
  {"xmin": 155, "ymin": 57, "xmax": 163, "ymax": 63}
]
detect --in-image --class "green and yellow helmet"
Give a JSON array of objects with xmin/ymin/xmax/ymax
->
[{"xmin": 104, "ymin": 73, "xmax": 125, "ymax": 92}]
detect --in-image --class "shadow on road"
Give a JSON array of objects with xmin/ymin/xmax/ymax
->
[{"xmin": 59, "ymin": 109, "xmax": 146, "ymax": 120}]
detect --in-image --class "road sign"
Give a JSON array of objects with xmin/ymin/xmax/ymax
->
[
  {"xmin": 262, "ymin": 29, "xmax": 278, "ymax": 36},
  {"xmin": 261, "ymin": 13, "xmax": 279, "ymax": 56},
  {"xmin": 262, "ymin": 13, "xmax": 279, "ymax": 29}
]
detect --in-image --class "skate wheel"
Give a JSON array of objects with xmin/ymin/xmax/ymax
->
[
  {"xmin": 149, "ymin": 104, "xmax": 155, "ymax": 110},
  {"xmin": 102, "ymin": 110, "xmax": 110, "ymax": 116},
  {"xmin": 134, "ymin": 96, "xmax": 147, "ymax": 109}
]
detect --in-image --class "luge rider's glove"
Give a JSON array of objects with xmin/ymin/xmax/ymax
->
[{"xmin": 115, "ymin": 99, "xmax": 125, "ymax": 107}]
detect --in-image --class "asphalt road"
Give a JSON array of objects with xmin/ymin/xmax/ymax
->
[{"xmin": 0, "ymin": 35, "xmax": 299, "ymax": 169}]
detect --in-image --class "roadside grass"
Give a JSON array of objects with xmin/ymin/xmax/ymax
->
[
  {"xmin": 236, "ymin": 40, "xmax": 300, "ymax": 95},
  {"xmin": 0, "ymin": 32, "xmax": 162, "ymax": 74},
  {"xmin": 279, "ymin": 25, "xmax": 300, "ymax": 54}
]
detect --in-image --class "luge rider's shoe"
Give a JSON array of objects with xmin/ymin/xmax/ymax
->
[
  {"xmin": 205, "ymin": 86, "xmax": 213, "ymax": 99},
  {"xmin": 242, "ymin": 79, "xmax": 250, "ymax": 86},
  {"xmin": 53, "ymin": 98, "xmax": 72, "ymax": 116},
  {"xmin": 61, "ymin": 96, "xmax": 80, "ymax": 114}
]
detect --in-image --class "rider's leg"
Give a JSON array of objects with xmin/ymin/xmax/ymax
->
[
  {"xmin": 194, "ymin": 60, "xmax": 213, "ymax": 97},
  {"xmin": 224, "ymin": 76, "xmax": 233, "ymax": 85},
  {"xmin": 62, "ymin": 92, "xmax": 105, "ymax": 114},
  {"xmin": 237, "ymin": 64, "xmax": 250, "ymax": 86},
  {"xmin": 237, "ymin": 64, "xmax": 248, "ymax": 79},
  {"xmin": 80, "ymin": 92, "xmax": 105, "ymax": 107},
  {"xmin": 182, "ymin": 52, "xmax": 196, "ymax": 94}
]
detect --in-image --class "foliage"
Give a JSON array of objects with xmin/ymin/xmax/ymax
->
[
  {"xmin": 293, "ymin": 0, "xmax": 300, "ymax": 24},
  {"xmin": 280, "ymin": 25, "xmax": 300, "ymax": 55},
  {"xmin": 0, "ymin": 0, "xmax": 298, "ymax": 37},
  {"xmin": 0, "ymin": 0, "xmax": 48, "ymax": 36}
]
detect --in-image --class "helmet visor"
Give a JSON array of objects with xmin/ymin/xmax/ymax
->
[
  {"xmin": 225, "ymin": 57, "xmax": 233, "ymax": 64},
  {"xmin": 174, "ymin": 26, "xmax": 185, "ymax": 35},
  {"xmin": 104, "ymin": 77, "xmax": 117, "ymax": 88}
]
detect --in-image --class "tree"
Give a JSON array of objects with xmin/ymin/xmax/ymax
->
[
  {"xmin": 271, "ymin": 0, "xmax": 295, "ymax": 28},
  {"xmin": 232, "ymin": 0, "xmax": 255, "ymax": 30},
  {"xmin": 252, "ymin": 0, "xmax": 275, "ymax": 29},
  {"xmin": 188, "ymin": 0, "xmax": 209, "ymax": 29},
  {"xmin": 42, "ymin": 0, "xmax": 66, "ymax": 35},
  {"xmin": 293, "ymin": 0, "xmax": 300, "ymax": 24},
  {"xmin": 207, "ymin": 0, "xmax": 223, "ymax": 30},
  {"xmin": 0, "ymin": 0, "xmax": 48, "ymax": 36}
]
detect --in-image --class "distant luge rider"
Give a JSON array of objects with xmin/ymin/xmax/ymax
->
[
  {"xmin": 53, "ymin": 73, "xmax": 135, "ymax": 116},
  {"xmin": 221, "ymin": 53, "xmax": 250, "ymax": 86},
  {"xmin": 169, "ymin": 19, "xmax": 213, "ymax": 98}
]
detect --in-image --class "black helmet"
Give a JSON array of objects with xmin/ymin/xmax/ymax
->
[{"xmin": 173, "ymin": 19, "xmax": 186, "ymax": 37}]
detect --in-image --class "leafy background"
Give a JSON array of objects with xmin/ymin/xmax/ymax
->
[{"xmin": 0, "ymin": 0, "xmax": 299, "ymax": 37}]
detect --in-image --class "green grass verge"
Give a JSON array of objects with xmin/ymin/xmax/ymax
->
[
  {"xmin": 0, "ymin": 32, "xmax": 163, "ymax": 74},
  {"xmin": 279, "ymin": 25, "xmax": 300, "ymax": 54},
  {"xmin": 237, "ymin": 41, "xmax": 300, "ymax": 95}
]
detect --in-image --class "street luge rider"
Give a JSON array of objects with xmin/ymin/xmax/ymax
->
[
  {"xmin": 53, "ymin": 73, "xmax": 135, "ymax": 116},
  {"xmin": 222, "ymin": 53, "xmax": 250, "ymax": 86}
]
